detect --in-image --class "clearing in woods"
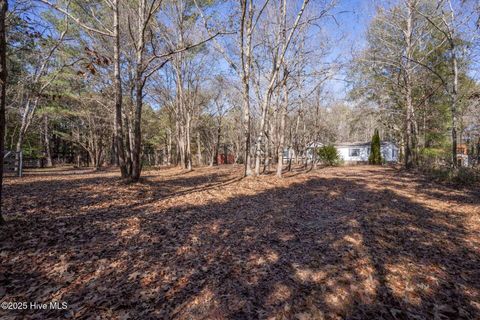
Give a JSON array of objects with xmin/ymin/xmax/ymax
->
[{"xmin": 0, "ymin": 165, "xmax": 479, "ymax": 319}]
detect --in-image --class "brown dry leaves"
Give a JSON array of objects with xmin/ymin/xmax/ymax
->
[{"xmin": 0, "ymin": 165, "xmax": 479, "ymax": 319}]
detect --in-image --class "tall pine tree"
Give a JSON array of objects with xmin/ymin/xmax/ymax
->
[{"xmin": 369, "ymin": 129, "xmax": 382, "ymax": 165}]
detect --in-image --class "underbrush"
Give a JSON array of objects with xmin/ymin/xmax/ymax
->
[{"xmin": 421, "ymin": 166, "xmax": 480, "ymax": 186}]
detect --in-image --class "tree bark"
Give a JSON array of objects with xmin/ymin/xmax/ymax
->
[
  {"xmin": 177, "ymin": 120, "xmax": 186, "ymax": 168},
  {"xmin": 186, "ymin": 112, "xmax": 192, "ymax": 171},
  {"xmin": 111, "ymin": 133, "xmax": 118, "ymax": 165},
  {"xmin": 131, "ymin": 0, "xmax": 148, "ymax": 181},
  {"xmin": 196, "ymin": 130, "xmax": 202, "ymax": 166},
  {"xmin": 214, "ymin": 121, "xmax": 221, "ymax": 165},
  {"xmin": 124, "ymin": 111, "xmax": 133, "ymax": 174},
  {"xmin": 240, "ymin": 0, "xmax": 253, "ymax": 176},
  {"xmin": 113, "ymin": 0, "xmax": 128, "ymax": 178},
  {"xmin": 254, "ymin": 93, "xmax": 271, "ymax": 175},
  {"xmin": 15, "ymin": 98, "xmax": 39, "ymax": 167},
  {"xmin": 404, "ymin": 0, "xmax": 416, "ymax": 169},
  {"xmin": 450, "ymin": 33, "xmax": 458, "ymax": 167},
  {"xmin": 131, "ymin": 66, "xmax": 143, "ymax": 180},
  {"xmin": 277, "ymin": 78, "xmax": 288, "ymax": 177},
  {"xmin": 167, "ymin": 128, "xmax": 172, "ymax": 165},
  {"xmin": 0, "ymin": 0, "xmax": 7, "ymax": 224},
  {"xmin": 43, "ymin": 115, "xmax": 53, "ymax": 167}
]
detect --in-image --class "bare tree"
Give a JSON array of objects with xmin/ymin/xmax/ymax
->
[
  {"xmin": 404, "ymin": 0, "xmax": 417, "ymax": 169},
  {"xmin": 239, "ymin": 0, "xmax": 255, "ymax": 176},
  {"xmin": 112, "ymin": 0, "xmax": 128, "ymax": 177},
  {"xmin": 128, "ymin": 0, "xmax": 162, "ymax": 180},
  {"xmin": 253, "ymin": 0, "xmax": 311, "ymax": 176}
]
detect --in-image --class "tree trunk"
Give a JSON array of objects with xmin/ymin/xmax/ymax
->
[
  {"xmin": 293, "ymin": 110, "xmax": 301, "ymax": 165},
  {"xmin": 196, "ymin": 130, "xmax": 202, "ymax": 166},
  {"xmin": 405, "ymin": 85, "xmax": 414, "ymax": 169},
  {"xmin": 214, "ymin": 122, "xmax": 221, "ymax": 165},
  {"xmin": 242, "ymin": 93, "xmax": 252, "ymax": 175},
  {"xmin": 131, "ymin": 0, "xmax": 147, "ymax": 181},
  {"xmin": 276, "ymin": 0, "xmax": 288, "ymax": 177},
  {"xmin": 96, "ymin": 148, "xmax": 102, "ymax": 170},
  {"xmin": 450, "ymin": 39, "xmax": 458, "ymax": 167},
  {"xmin": 263, "ymin": 122, "xmax": 271, "ymax": 173},
  {"xmin": 113, "ymin": 0, "xmax": 127, "ymax": 178},
  {"xmin": 276, "ymin": 81, "xmax": 288, "ymax": 177},
  {"xmin": 476, "ymin": 138, "xmax": 480, "ymax": 164},
  {"xmin": 186, "ymin": 113, "xmax": 192, "ymax": 171},
  {"xmin": 124, "ymin": 111, "xmax": 133, "ymax": 175},
  {"xmin": 167, "ymin": 128, "xmax": 172, "ymax": 165},
  {"xmin": 0, "ymin": 0, "xmax": 7, "ymax": 224},
  {"xmin": 404, "ymin": 1, "xmax": 416, "ymax": 169},
  {"xmin": 177, "ymin": 121, "xmax": 186, "ymax": 169},
  {"xmin": 240, "ymin": 0, "xmax": 253, "ymax": 177},
  {"xmin": 15, "ymin": 98, "xmax": 38, "ymax": 165},
  {"xmin": 154, "ymin": 149, "xmax": 160, "ymax": 166},
  {"xmin": 131, "ymin": 74, "xmax": 143, "ymax": 180},
  {"xmin": 43, "ymin": 115, "xmax": 53, "ymax": 167},
  {"xmin": 111, "ymin": 133, "xmax": 118, "ymax": 165},
  {"xmin": 254, "ymin": 94, "xmax": 271, "ymax": 175}
]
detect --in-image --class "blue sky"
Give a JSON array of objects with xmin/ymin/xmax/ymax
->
[
  {"xmin": 321, "ymin": 0, "xmax": 479, "ymax": 99},
  {"xmin": 321, "ymin": 0, "xmax": 377, "ymax": 99},
  {"xmin": 207, "ymin": 0, "xmax": 378, "ymax": 100},
  {"xmin": 23, "ymin": 0, "xmax": 479, "ymax": 101}
]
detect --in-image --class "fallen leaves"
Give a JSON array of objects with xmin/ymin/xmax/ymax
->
[{"xmin": 0, "ymin": 165, "xmax": 479, "ymax": 319}]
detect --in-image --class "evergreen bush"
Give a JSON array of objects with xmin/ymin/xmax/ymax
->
[
  {"xmin": 368, "ymin": 129, "xmax": 382, "ymax": 165},
  {"xmin": 317, "ymin": 145, "xmax": 341, "ymax": 166}
]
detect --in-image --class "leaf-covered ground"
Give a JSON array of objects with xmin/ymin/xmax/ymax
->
[{"xmin": 1, "ymin": 165, "xmax": 479, "ymax": 319}]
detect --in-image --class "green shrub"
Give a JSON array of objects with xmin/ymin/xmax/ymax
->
[{"xmin": 317, "ymin": 145, "xmax": 341, "ymax": 166}]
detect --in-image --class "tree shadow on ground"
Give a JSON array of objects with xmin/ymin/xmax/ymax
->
[
  {"xmin": 0, "ymin": 167, "xmax": 479, "ymax": 319},
  {"xmin": 2, "ymin": 168, "xmax": 240, "ymax": 218}
]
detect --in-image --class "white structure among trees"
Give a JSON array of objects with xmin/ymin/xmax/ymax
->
[{"xmin": 335, "ymin": 142, "xmax": 399, "ymax": 163}]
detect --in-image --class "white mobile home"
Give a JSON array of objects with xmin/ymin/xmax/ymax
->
[
  {"xmin": 335, "ymin": 141, "xmax": 399, "ymax": 163},
  {"xmin": 283, "ymin": 141, "xmax": 399, "ymax": 163}
]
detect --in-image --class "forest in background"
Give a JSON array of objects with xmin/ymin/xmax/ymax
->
[
  {"xmin": 1, "ymin": 0, "xmax": 479, "ymax": 182},
  {"xmin": 1, "ymin": 1, "xmax": 480, "ymax": 317}
]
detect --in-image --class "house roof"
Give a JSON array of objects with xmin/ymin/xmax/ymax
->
[
  {"xmin": 305, "ymin": 141, "xmax": 398, "ymax": 148},
  {"xmin": 334, "ymin": 141, "xmax": 397, "ymax": 148},
  {"xmin": 306, "ymin": 142, "xmax": 324, "ymax": 148},
  {"xmin": 335, "ymin": 142, "xmax": 370, "ymax": 148}
]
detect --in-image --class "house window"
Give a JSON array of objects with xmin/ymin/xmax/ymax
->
[{"xmin": 349, "ymin": 148, "xmax": 360, "ymax": 157}]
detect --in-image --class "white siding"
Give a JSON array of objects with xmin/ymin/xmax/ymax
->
[
  {"xmin": 337, "ymin": 146, "xmax": 370, "ymax": 162},
  {"xmin": 336, "ymin": 142, "xmax": 399, "ymax": 163},
  {"xmin": 381, "ymin": 144, "xmax": 391, "ymax": 162},
  {"xmin": 381, "ymin": 143, "xmax": 399, "ymax": 162}
]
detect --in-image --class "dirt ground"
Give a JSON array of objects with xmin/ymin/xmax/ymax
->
[{"xmin": 0, "ymin": 165, "xmax": 479, "ymax": 319}]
